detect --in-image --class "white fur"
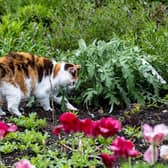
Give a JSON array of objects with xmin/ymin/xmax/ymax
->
[
  {"xmin": 0, "ymin": 62, "xmax": 78, "ymax": 116},
  {"xmin": 0, "ymin": 82, "xmax": 23, "ymax": 116}
]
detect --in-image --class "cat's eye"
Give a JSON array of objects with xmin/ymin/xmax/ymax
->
[{"xmin": 69, "ymin": 68, "xmax": 76, "ymax": 77}]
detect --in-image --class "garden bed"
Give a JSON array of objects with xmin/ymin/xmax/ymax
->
[{"xmin": 1, "ymin": 103, "xmax": 168, "ymax": 167}]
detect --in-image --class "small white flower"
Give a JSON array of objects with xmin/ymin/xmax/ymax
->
[{"xmin": 160, "ymin": 145, "xmax": 168, "ymax": 161}]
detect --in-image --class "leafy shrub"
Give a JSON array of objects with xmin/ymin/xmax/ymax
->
[{"xmin": 64, "ymin": 39, "xmax": 167, "ymax": 109}]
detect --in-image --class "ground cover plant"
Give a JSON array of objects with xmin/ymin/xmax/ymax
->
[{"xmin": 0, "ymin": 0, "xmax": 168, "ymax": 167}]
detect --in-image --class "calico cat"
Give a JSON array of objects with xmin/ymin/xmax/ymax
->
[{"xmin": 0, "ymin": 52, "xmax": 81, "ymax": 116}]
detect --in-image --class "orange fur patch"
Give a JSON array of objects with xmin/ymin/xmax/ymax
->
[
  {"xmin": 0, "ymin": 52, "xmax": 80, "ymax": 96},
  {"xmin": 53, "ymin": 64, "xmax": 61, "ymax": 77},
  {"xmin": 0, "ymin": 52, "xmax": 54, "ymax": 95}
]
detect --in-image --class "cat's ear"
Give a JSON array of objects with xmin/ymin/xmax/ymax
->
[
  {"xmin": 75, "ymin": 64, "xmax": 81, "ymax": 71},
  {"xmin": 64, "ymin": 63, "xmax": 81, "ymax": 71},
  {"xmin": 64, "ymin": 63, "xmax": 74, "ymax": 70}
]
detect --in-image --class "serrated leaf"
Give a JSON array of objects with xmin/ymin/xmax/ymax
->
[{"xmin": 78, "ymin": 39, "xmax": 87, "ymax": 50}]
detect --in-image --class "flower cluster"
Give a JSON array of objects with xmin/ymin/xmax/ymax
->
[
  {"xmin": 53, "ymin": 112, "xmax": 141, "ymax": 168},
  {"xmin": 0, "ymin": 121, "xmax": 18, "ymax": 140},
  {"xmin": 100, "ymin": 136, "xmax": 140, "ymax": 167},
  {"xmin": 14, "ymin": 159, "xmax": 36, "ymax": 168},
  {"xmin": 142, "ymin": 124, "xmax": 168, "ymax": 146},
  {"xmin": 142, "ymin": 123, "xmax": 168, "ymax": 165},
  {"xmin": 53, "ymin": 112, "xmax": 122, "ymax": 138}
]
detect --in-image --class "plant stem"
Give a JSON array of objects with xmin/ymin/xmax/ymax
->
[
  {"xmin": 0, "ymin": 152, "xmax": 2, "ymax": 166},
  {"xmin": 128, "ymin": 157, "xmax": 132, "ymax": 168},
  {"xmin": 152, "ymin": 144, "xmax": 156, "ymax": 168},
  {"xmin": 78, "ymin": 138, "xmax": 83, "ymax": 153},
  {"xmin": 59, "ymin": 142, "xmax": 77, "ymax": 152}
]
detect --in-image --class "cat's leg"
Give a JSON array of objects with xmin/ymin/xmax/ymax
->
[
  {"xmin": 6, "ymin": 95, "xmax": 22, "ymax": 116},
  {"xmin": 52, "ymin": 95, "xmax": 78, "ymax": 111},
  {"xmin": 37, "ymin": 94, "xmax": 52, "ymax": 111},
  {"xmin": 0, "ymin": 96, "xmax": 6, "ymax": 116},
  {"xmin": 0, "ymin": 82, "xmax": 22, "ymax": 116},
  {"xmin": 0, "ymin": 107, "xmax": 6, "ymax": 116}
]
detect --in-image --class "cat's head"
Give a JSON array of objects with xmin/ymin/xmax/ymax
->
[{"xmin": 56, "ymin": 63, "xmax": 81, "ymax": 89}]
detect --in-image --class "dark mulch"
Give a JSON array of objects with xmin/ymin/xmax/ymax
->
[{"xmin": 0, "ymin": 103, "xmax": 168, "ymax": 167}]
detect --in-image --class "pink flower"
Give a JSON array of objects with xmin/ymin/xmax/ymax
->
[
  {"xmin": 98, "ymin": 117, "xmax": 122, "ymax": 138},
  {"xmin": 14, "ymin": 159, "xmax": 35, "ymax": 168},
  {"xmin": 59, "ymin": 112, "xmax": 81, "ymax": 133},
  {"xmin": 7, "ymin": 123, "xmax": 18, "ymax": 132},
  {"xmin": 109, "ymin": 136, "xmax": 140, "ymax": 158},
  {"xmin": 0, "ymin": 121, "xmax": 18, "ymax": 140},
  {"xmin": 142, "ymin": 124, "xmax": 168, "ymax": 145},
  {"xmin": 144, "ymin": 145, "xmax": 158, "ymax": 165},
  {"xmin": 100, "ymin": 153, "xmax": 115, "ymax": 168}
]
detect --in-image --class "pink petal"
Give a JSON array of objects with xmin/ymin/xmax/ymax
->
[
  {"xmin": 142, "ymin": 124, "xmax": 153, "ymax": 143},
  {"xmin": 14, "ymin": 159, "xmax": 35, "ymax": 168},
  {"xmin": 154, "ymin": 124, "xmax": 168, "ymax": 136},
  {"xmin": 0, "ymin": 129, "xmax": 6, "ymax": 140},
  {"xmin": 99, "ymin": 127, "xmax": 109, "ymax": 133},
  {"xmin": 144, "ymin": 145, "xmax": 158, "ymax": 165},
  {"xmin": 143, "ymin": 124, "xmax": 153, "ymax": 134},
  {"xmin": 7, "ymin": 124, "xmax": 18, "ymax": 132},
  {"xmin": 128, "ymin": 149, "xmax": 140, "ymax": 157},
  {"xmin": 152, "ymin": 133, "xmax": 165, "ymax": 145}
]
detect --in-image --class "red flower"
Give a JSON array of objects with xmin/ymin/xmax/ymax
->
[
  {"xmin": 100, "ymin": 153, "xmax": 115, "ymax": 168},
  {"xmin": 109, "ymin": 136, "xmax": 140, "ymax": 158},
  {"xmin": 0, "ymin": 121, "xmax": 8, "ymax": 140},
  {"xmin": 0, "ymin": 121, "xmax": 18, "ymax": 140},
  {"xmin": 59, "ymin": 112, "xmax": 81, "ymax": 133},
  {"xmin": 53, "ymin": 113, "xmax": 121, "ymax": 138},
  {"xmin": 98, "ymin": 117, "xmax": 122, "ymax": 138},
  {"xmin": 52, "ymin": 125, "xmax": 63, "ymax": 135},
  {"xmin": 80, "ymin": 118, "xmax": 94, "ymax": 135},
  {"xmin": 80, "ymin": 118, "xmax": 100, "ymax": 137}
]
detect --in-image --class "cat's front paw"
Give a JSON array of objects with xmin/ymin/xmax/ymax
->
[
  {"xmin": 13, "ymin": 111, "xmax": 22, "ymax": 117},
  {"xmin": 66, "ymin": 103, "xmax": 78, "ymax": 111},
  {"xmin": 0, "ymin": 110, "xmax": 6, "ymax": 116}
]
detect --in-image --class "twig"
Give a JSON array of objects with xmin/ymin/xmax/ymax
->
[{"xmin": 59, "ymin": 142, "xmax": 77, "ymax": 152}]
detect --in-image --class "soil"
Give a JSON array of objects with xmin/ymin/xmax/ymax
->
[{"xmin": 0, "ymin": 103, "xmax": 168, "ymax": 167}]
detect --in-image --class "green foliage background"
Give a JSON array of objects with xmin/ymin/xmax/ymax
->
[{"xmin": 0, "ymin": 0, "xmax": 167, "ymax": 107}]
